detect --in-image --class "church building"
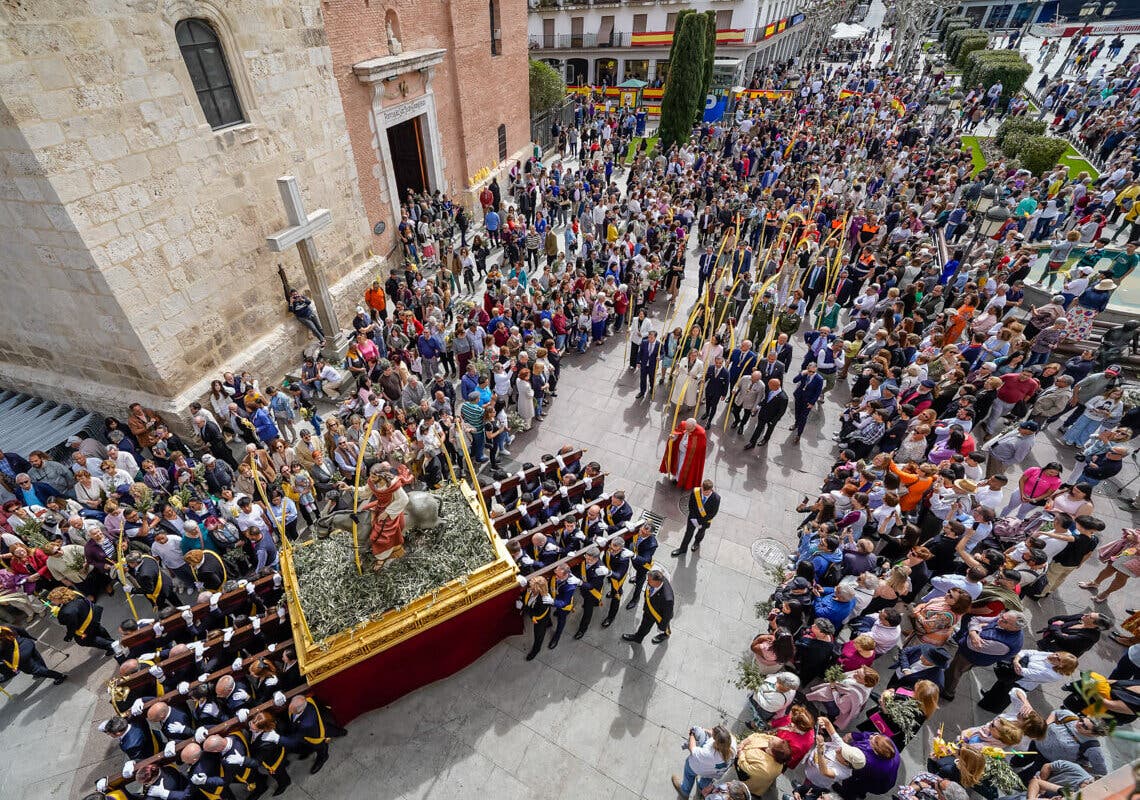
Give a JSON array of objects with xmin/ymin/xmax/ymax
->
[{"xmin": 0, "ymin": 0, "xmax": 528, "ymax": 418}]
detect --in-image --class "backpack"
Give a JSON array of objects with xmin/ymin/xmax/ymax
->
[{"xmin": 819, "ymin": 560, "xmax": 843, "ymax": 588}]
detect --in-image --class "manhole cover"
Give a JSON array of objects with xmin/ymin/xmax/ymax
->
[
  {"xmin": 642, "ymin": 510, "xmax": 665, "ymax": 534},
  {"xmin": 676, "ymin": 495, "xmax": 689, "ymax": 514},
  {"xmin": 751, "ymin": 538, "xmax": 790, "ymax": 569}
]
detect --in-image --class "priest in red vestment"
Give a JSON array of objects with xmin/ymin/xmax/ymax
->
[{"xmin": 659, "ymin": 418, "xmax": 707, "ymax": 490}]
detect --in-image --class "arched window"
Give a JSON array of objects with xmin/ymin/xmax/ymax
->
[
  {"xmin": 489, "ymin": 0, "xmax": 502, "ymax": 55},
  {"xmin": 175, "ymin": 19, "xmax": 244, "ymax": 130}
]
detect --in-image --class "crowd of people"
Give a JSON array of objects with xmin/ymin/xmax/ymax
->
[{"xmin": 1, "ymin": 15, "xmax": 1139, "ymax": 800}]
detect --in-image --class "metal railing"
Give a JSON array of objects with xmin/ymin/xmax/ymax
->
[
  {"xmin": 529, "ymin": 32, "xmax": 630, "ymax": 49},
  {"xmin": 530, "ymin": 96, "xmax": 577, "ymax": 154}
]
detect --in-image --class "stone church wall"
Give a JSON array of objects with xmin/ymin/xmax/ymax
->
[{"xmin": 0, "ymin": 0, "xmax": 378, "ymax": 418}]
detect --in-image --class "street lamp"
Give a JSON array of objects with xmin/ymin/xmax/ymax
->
[
  {"xmin": 969, "ymin": 202, "xmax": 1011, "ymax": 251},
  {"xmin": 976, "ymin": 183, "xmax": 1000, "ymax": 213},
  {"xmin": 1103, "ymin": 1, "xmax": 1117, "ymax": 16},
  {"xmin": 1078, "ymin": 2, "xmax": 1098, "ymax": 18}
]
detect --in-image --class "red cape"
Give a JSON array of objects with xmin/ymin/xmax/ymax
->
[{"xmin": 659, "ymin": 424, "xmax": 707, "ymax": 490}]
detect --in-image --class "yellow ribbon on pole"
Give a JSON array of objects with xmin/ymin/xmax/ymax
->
[{"xmin": 348, "ymin": 413, "xmax": 381, "ymax": 576}]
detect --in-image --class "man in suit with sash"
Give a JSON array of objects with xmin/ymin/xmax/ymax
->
[{"xmin": 622, "ymin": 569, "xmax": 674, "ymax": 645}]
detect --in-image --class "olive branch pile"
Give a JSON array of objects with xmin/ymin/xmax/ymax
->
[{"xmin": 291, "ymin": 483, "xmax": 496, "ymax": 642}]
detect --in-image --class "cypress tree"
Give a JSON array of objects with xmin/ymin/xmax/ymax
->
[
  {"xmin": 663, "ymin": 8, "xmax": 694, "ymax": 83},
  {"xmin": 658, "ymin": 12, "xmax": 707, "ymax": 149},
  {"xmin": 702, "ymin": 10, "xmax": 717, "ymax": 101}
]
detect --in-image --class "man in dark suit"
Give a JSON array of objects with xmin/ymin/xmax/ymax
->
[
  {"xmin": 672, "ymin": 479, "xmax": 720, "ymax": 555},
  {"xmin": 697, "ymin": 247, "xmax": 716, "ymax": 298},
  {"xmin": 636, "ymin": 330, "xmax": 661, "ymax": 399},
  {"xmin": 758, "ymin": 350, "xmax": 785, "ymax": 384},
  {"xmin": 833, "ymin": 269, "xmax": 857, "ymax": 307},
  {"xmin": 769, "ymin": 333, "xmax": 794, "ymax": 372},
  {"xmin": 701, "ymin": 356, "xmax": 730, "ymax": 425},
  {"xmin": 622, "ymin": 568, "xmax": 674, "ymax": 645},
  {"xmin": 194, "ymin": 414, "xmax": 238, "ymax": 468},
  {"xmin": 800, "ymin": 261, "xmax": 828, "ymax": 316},
  {"xmin": 744, "ymin": 379, "xmax": 789, "ymax": 449},
  {"xmin": 791, "ymin": 363, "xmax": 825, "ymax": 444}
]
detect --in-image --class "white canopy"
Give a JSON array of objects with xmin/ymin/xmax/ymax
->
[{"xmin": 831, "ymin": 22, "xmax": 870, "ymax": 40}]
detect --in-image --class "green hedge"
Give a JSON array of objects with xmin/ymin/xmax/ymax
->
[
  {"xmin": 963, "ymin": 49, "xmax": 1032, "ymax": 101},
  {"xmin": 947, "ymin": 28, "xmax": 988, "ymax": 63},
  {"xmin": 1019, "ymin": 136, "xmax": 1070, "ymax": 176},
  {"xmin": 1001, "ymin": 131, "xmax": 1031, "ymax": 158},
  {"xmin": 996, "ymin": 117, "xmax": 1047, "ymax": 145},
  {"xmin": 955, "ymin": 35, "xmax": 991, "ymax": 68},
  {"xmin": 940, "ymin": 17, "xmax": 971, "ymax": 43}
]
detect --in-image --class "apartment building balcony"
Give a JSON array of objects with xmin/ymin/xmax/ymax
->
[{"xmin": 529, "ymin": 31, "xmax": 632, "ymax": 49}]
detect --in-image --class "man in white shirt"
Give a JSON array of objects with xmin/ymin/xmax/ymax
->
[
  {"xmin": 973, "ymin": 475, "xmax": 1008, "ymax": 513},
  {"xmin": 235, "ymin": 496, "xmax": 271, "ymax": 537}
]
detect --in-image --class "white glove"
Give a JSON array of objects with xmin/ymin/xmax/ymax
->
[
  {"xmin": 139, "ymin": 618, "xmax": 155, "ymax": 626},
  {"xmin": 209, "ymin": 592, "xmax": 222, "ymax": 610},
  {"xmin": 148, "ymin": 786, "xmax": 170, "ymax": 800},
  {"xmin": 130, "ymin": 699, "xmax": 145, "ymax": 716},
  {"xmin": 520, "ymin": 555, "xmax": 534, "ymax": 566},
  {"xmin": 190, "ymin": 772, "xmax": 207, "ymax": 786},
  {"xmin": 272, "ymin": 573, "xmax": 282, "ymax": 587},
  {"xmin": 276, "ymin": 605, "xmax": 286, "ymax": 620},
  {"xmin": 266, "ymin": 643, "xmax": 276, "ymax": 653},
  {"xmin": 541, "ymin": 594, "xmax": 554, "ymax": 605},
  {"xmin": 596, "ymin": 566, "xmax": 610, "ymax": 577},
  {"xmin": 272, "ymin": 691, "xmax": 287, "ymax": 707},
  {"xmin": 198, "ymin": 672, "xmax": 210, "ymax": 683},
  {"xmin": 236, "ymin": 708, "xmax": 249, "ymax": 723},
  {"xmin": 559, "ymin": 486, "xmax": 569, "ymax": 497},
  {"xmin": 181, "ymin": 610, "xmax": 194, "ymax": 625},
  {"xmin": 98, "ymin": 720, "xmax": 110, "ymax": 732},
  {"xmin": 148, "ymin": 665, "xmax": 165, "ymax": 681},
  {"xmin": 245, "ymin": 582, "xmax": 256, "ymax": 596},
  {"xmin": 194, "ymin": 726, "xmax": 208, "ymax": 744},
  {"xmin": 222, "ymin": 628, "xmax": 233, "ymax": 645},
  {"xmin": 515, "ymin": 599, "xmax": 523, "ymax": 610},
  {"xmin": 238, "ymin": 579, "xmax": 248, "ymax": 588},
  {"xmin": 231, "ymin": 657, "xmax": 243, "ymax": 672},
  {"xmin": 264, "ymin": 676, "xmax": 278, "ymax": 687},
  {"xmin": 574, "ymin": 503, "xmax": 584, "ymax": 513},
  {"xmin": 515, "ymin": 575, "xmax": 528, "ymax": 587},
  {"xmin": 177, "ymin": 681, "xmax": 190, "ymax": 695},
  {"xmin": 621, "ymin": 548, "xmax": 633, "ymax": 559},
  {"xmin": 262, "ymin": 730, "xmax": 280, "ymax": 744},
  {"xmin": 164, "ymin": 741, "xmax": 177, "ymax": 758},
  {"xmin": 122, "ymin": 584, "xmax": 133, "ymax": 595},
  {"xmin": 96, "ymin": 778, "xmax": 108, "ymax": 793},
  {"xmin": 224, "ymin": 753, "xmax": 245, "ymax": 766},
  {"xmin": 167, "ymin": 721, "xmax": 186, "ymax": 735},
  {"xmin": 122, "ymin": 760, "xmax": 136, "ymax": 779},
  {"xmin": 152, "ymin": 622, "xmax": 165, "ymax": 637},
  {"xmin": 192, "ymin": 642, "xmax": 206, "ymax": 660},
  {"xmin": 251, "ymin": 617, "xmax": 261, "ymax": 634},
  {"xmin": 111, "ymin": 640, "xmax": 125, "ymax": 657}
]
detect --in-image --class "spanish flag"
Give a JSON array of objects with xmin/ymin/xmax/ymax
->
[{"xmin": 890, "ymin": 97, "xmax": 907, "ymax": 116}]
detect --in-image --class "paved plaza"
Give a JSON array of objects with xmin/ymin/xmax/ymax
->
[{"xmin": 1, "ymin": 245, "xmax": 1137, "ymax": 799}]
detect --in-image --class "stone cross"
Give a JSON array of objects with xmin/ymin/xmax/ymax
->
[{"xmin": 266, "ymin": 176, "xmax": 342, "ymax": 350}]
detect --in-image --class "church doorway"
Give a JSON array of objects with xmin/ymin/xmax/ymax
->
[{"xmin": 386, "ymin": 115, "xmax": 428, "ymax": 203}]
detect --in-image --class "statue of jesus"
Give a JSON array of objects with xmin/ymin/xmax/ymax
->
[{"xmin": 361, "ymin": 463, "xmax": 414, "ymax": 571}]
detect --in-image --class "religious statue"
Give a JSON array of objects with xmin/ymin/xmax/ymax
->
[
  {"xmin": 360, "ymin": 463, "xmax": 414, "ymax": 571},
  {"xmin": 386, "ymin": 18, "xmax": 403, "ymax": 56}
]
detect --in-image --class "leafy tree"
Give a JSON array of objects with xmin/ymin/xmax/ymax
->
[
  {"xmin": 658, "ymin": 12, "xmax": 707, "ymax": 149},
  {"xmin": 529, "ymin": 58, "xmax": 565, "ymax": 115}
]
